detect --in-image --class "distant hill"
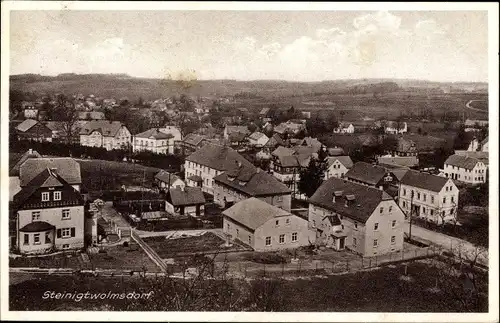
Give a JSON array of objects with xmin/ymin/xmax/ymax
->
[{"xmin": 9, "ymin": 73, "xmax": 488, "ymax": 100}]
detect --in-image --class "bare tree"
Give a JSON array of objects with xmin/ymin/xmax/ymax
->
[{"xmin": 54, "ymin": 94, "xmax": 79, "ymax": 144}]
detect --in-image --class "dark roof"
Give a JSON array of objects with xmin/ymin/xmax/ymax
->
[
  {"xmin": 19, "ymin": 157, "xmax": 81, "ymax": 187},
  {"xmin": 228, "ymin": 131, "xmax": 248, "ymax": 143},
  {"xmin": 9, "ymin": 149, "xmax": 42, "ymax": 177},
  {"xmin": 444, "ymin": 154, "xmax": 482, "ymax": 170},
  {"xmin": 187, "ymin": 175, "xmax": 203, "ymax": 182},
  {"xmin": 183, "ymin": 133, "xmax": 206, "ymax": 146},
  {"xmin": 272, "ymin": 146, "xmax": 295, "ymax": 158},
  {"xmin": 154, "ymin": 171, "xmax": 181, "ymax": 185},
  {"xmin": 223, "ymin": 197, "xmax": 291, "ymax": 231},
  {"xmin": 309, "ymin": 177, "xmax": 392, "ymax": 223},
  {"xmin": 326, "ymin": 156, "xmax": 354, "ymax": 169},
  {"xmin": 79, "ymin": 120, "xmax": 126, "ymax": 137},
  {"xmin": 453, "ymin": 151, "xmax": 489, "ymax": 165},
  {"xmin": 400, "ymin": 170, "xmax": 449, "ymax": 192},
  {"xmin": 78, "ymin": 111, "xmax": 106, "ymax": 120},
  {"xmin": 377, "ymin": 156, "xmax": 419, "ymax": 168},
  {"xmin": 186, "ymin": 143, "xmax": 254, "ymax": 171},
  {"xmin": 167, "ymin": 187, "xmax": 205, "ymax": 206},
  {"xmin": 292, "ymin": 145, "xmax": 318, "ymax": 156},
  {"xmin": 327, "ymin": 147, "xmax": 346, "ymax": 156},
  {"xmin": 135, "ymin": 128, "xmax": 174, "ymax": 139},
  {"xmin": 345, "ymin": 162, "xmax": 388, "ymax": 186},
  {"xmin": 265, "ymin": 134, "xmax": 285, "ymax": 147},
  {"xmin": 225, "ymin": 125, "xmax": 250, "ymax": 135},
  {"xmin": 395, "ymin": 138, "xmax": 417, "ymax": 153},
  {"xmin": 19, "ymin": 221, "xmax": 55, "ymax": 232},
  {"xmin": 214, "ymin": 167, "xmax": 291, "ymax": 197}
]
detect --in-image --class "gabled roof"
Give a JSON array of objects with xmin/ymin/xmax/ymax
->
[
  {"xmin": 309, "ymin": 177, "xmax": 392, "ymax": 223},
  {"xmin": 78, "ymin": 111, "xmax": 106, "ymax": 120},
  {"xmin": 259, "ymin": 107, "xmax": 270, "ymax": 115},
  {"xmin": 79, "ymin": 120, "xmax": 126, "ymax": 137},
  {"xmin": 249, "ymin": 132, "xmax": 267, "ymax": 141},
  {"xmin": 186, "ymin": 143, "xmax": 254, "ymax": 171},
  {"xmin": 183, "ymin": 133, "xmax": 206, "ymax": 146},
  {"xmin": 167, "ymin": 187, "xmax": 205, "ymax": 206},
  {"xmin": 292, "ymin": 145, "xmax": 319, "ymax": 156},
  {"xmin": 15, "ymin": 119, "xmax": 38, "ymax": 132},
  {"xmin": 454, "ymin": 151, "xmax": 489, "ymax": 165},
  {"xmin": 154, "ymin": 171, "xmax": 181, "ymax": 185},
  {"xmin": 265, "ymin": 134, "xmax": 285, "ymax": 148},
  {"xmin": 229, "ymin": 131, "xmax": 248, "ymax": 143},
  {"xmin": 326, "ymin": 156, "xmax": 354, "ymax": 169},
  {"xmin": 345, "ymin": 162, "xmax": 389, "ymax": 186},
  {"xmin": 13, "ymin": 168, "xmax": 83, "ymax": 208},
  {"xmin": 9, "ymin": 149, "xmax": 42, "ymax": 177},
  {"xmin": 19, "ymin": 157, "xmax": 81, "ymax": 187},
  {"xmin": 327, "ymin": 147, "xmax": 346, "ymax": 156},
  {"xmin": 272, "ymin": 146, "xmax": 295, "ymax": 158},
  {"xmin": 214, "ymin": 167, "xmax": 291, "ymax": 197},
  {"xmin": 225, "ymin": 125, "xmax": 250, "ymax": 135},
  {"xmin": 377, "ymin": 156, "xmax": 419, "ymax": 168},
  {"xmin": 400, "ymin": 170, "xmax": 449, "ymax": 192},
  {"xmin": 223, "ymin": 197, "xmax": 291, "ymax": 231},
  {"xmin": 135, "ymin": 128, "xmax": 174, "ymax": 140},
  {"xmin": 444, "ymin": 154, "xmax": 483, "ymax": 170}
]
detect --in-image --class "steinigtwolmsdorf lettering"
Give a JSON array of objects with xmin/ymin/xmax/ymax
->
[{"xmin": 5, "ymin": 7, "xmax": 493, "ymax": 315}]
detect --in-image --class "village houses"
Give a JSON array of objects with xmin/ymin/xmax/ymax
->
[
  {"xmin": 79, "ymin": 120, "xmax": 131, "ymax": 151},
  {"xmin": 222, "ymin": 198, "xmax": 311, "ymax": 252},
  {"xmin": 308, "ymin": 177, "xmax": 405, "ymax": 257},
  {"xmin": 213, "ymin": 165, "xmax": 292, "ymax": 211},
  {"xmin": 223, "ymin": 125, "xmax": 250, "ymax": 140},
  {"xmin": 443, "ymin": 154, "xmax": 488, "ymax": 184},
  {"xmin": 248, "ymin": 132, "xmax": 269, "ymax": 148},
  {"xmin": 384, "ymin": 121, "xmax": 408, "ymax": 134},
  {"xmin": 324, "ymin": 156, "xmax": 354, "ymax": 179},
  {"xmin": 165, "ymin": 186, "xmax": 206, "ymax": 217},
  {"xmin": 15, "ymin": 119, "xmax": 53, "ymax": 142},
  {"xmin": 154, "ymin": 170, "xmax": 185, "ymax": 191},
  {"xmin": 9, "ymin": 149, "xmax": 42, "ymax": 201},
  {"xmin": 398, "ymin": 170, "xmax": 459, "ymax": 224},
  {"xmin": 345, "ymin": 162, "xmax": 400, "ymax": 194},
  {"xmin": 333, "ymin": 122, "xmax": 355, "ymax": 134},
  {"xmin": 184, "ymin": 143, "xmax": 254, "ymax": 195},
  {"xmin": 132, "ymin": 128, "xmax": 174, "ymax": 155}
]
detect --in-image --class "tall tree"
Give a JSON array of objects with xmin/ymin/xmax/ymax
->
[
  {"xmin": 53, "ymin": 94, "xmax": 79, "ymax": 144},
  {"xmin": 298, "ymin": 157, "xmax": 327, "ymax": 198}
]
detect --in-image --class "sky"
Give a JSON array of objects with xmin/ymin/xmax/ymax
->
[{"xmin": 10, "ymin": 10, "xmax": 489, "ymax": 82}]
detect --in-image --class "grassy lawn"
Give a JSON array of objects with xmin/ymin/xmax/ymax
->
[
  {"xmin": 88, "ymin": 243, "xmax": 158, "ymax": 272},
  {"xmin": 78, "ymin": 159, "xmax": 162, "ymax": 192},
  {"xmin": 9, "ymin": 259, "xmax": 488, "ymax": 312},
  {"xmin": 142, "ymin": 232, "xmax": 246, "ymax": 258}
]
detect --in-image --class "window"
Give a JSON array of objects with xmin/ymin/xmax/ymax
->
[
  {"xmin": 265, "ymin": 236, "xmax": 271, "ymax": 246},
  {"xmin": 23, "ymin": 234, "xmax": 29, "ymax": 245},
  {"xmin": 445, "ymin": 186, "xmax": 448, "ymax": 192},
  {"xmin": 62, "ymin": 209, "xmax": 70, "ymax": 220},
  {"xmin": 41, "ymin": 192, "xmax": 50, "ymax": 202},
  {"xmin": 312, "ymin": 220, "xmax": 316, "ymax": 227},
  {"xmin": 373, "ymin": 239, "xmax": 378, "ymax": 247},
  {"xmin": 45, "ymin": 231, "xmax": 51, "ymax": 244},
  {"xmin": 374, "ymin": 223, "xmax": 379, "ymax": 230},
  {"xmin": 32, "ymin": 211, "xmax": 40, "ymax": 221},
  {"xmin": 403, "ymin": 188, "xmax": 406, "ymax": 196},
  {"xmin": 402, "ymin": 201, "xmax": 406, "ymax": 208},
  {"xmin": 353, "ymin": 237, "xmax": 357, "ymax": 246},
  {"xmin": 277, "ymin": 195, "xmax": 283, "ymax": 202},
  {"xmin": 430, "ymin": 209, "xmax": 434, "ymax": 216},
  {"xmin": 275, "ymin": 220, "xmax": 279, "ymax": 226},
  {"xmin": 33, "ymin": 233, "xmax": 41, "ymax": 245},
  {"xmin": 380, "ymin": 207, "xmax": 383, "ymax": 214},
  {"xmin": 417, "ymin": 192, "xmax": 421, "ymax": 200},
  {"xmin": 451, "ymin": 196, "xmax": 455, "ymax": 203},
  {"xmin": 61, "ymin": 228, "xmax": 71, "ymax": 238},
  {"xmin": 354, "ymin": 222, "xmax": 358, "ymax": 229},
  {"xmin": 292, "ymin": 232, "xmax": 298, "ymax": 242},
  {"xmin": 450, "ymin": 208, "xmax": 454, "ymax": 215},
  {"xmin": 389, "ymin": 206, "xmax": 393, "ymax": 213},
  {"xmin": 279, "ymin": 234, "xmax": 285, "ymax": 244},
  {"xmin": 236, "ymin": 228, "xmax": 239, "ymax": 235},
  {"xmin": 248, "ymin": 236, "xmax": 251, "ymax": 244},
  {"xmin": 431, "ymin": 196, "xmax": 435, "ymax": 204},
  {"xmin": 62, "ymin": 244, "xmax": 70, "ymax": 249},
  {"xmin": 53, "ymin": 191, "xmax": 61, "ymax": 201},
  {"xmin": 286, "ymin": 218, "xmax": 290, "ymax": 225},
  {"xmin": 443, "ymin": 197, "xmax": 446, "ymax": 204},
  {"xmin": 391, "ymin": 236, "xmax": 396, "ymax": 244},
  {"xmin": 423, "ymin": 194, "xmax": 426, "ymax": 202}
]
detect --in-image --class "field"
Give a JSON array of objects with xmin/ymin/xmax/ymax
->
[{"xmin": 9, "ymin": 259, "xmax": 488, "ymax": 311}]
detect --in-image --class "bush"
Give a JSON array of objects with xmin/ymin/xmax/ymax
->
[{"xmin": 248, "ymin": 253, "xmax": 286, "ymax": 264}]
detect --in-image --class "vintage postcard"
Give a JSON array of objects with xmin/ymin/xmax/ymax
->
[{"xmin": 1, "ymin": 1, "xmax": 498, "ymax": 322}]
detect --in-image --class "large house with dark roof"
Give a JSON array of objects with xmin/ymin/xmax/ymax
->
[
  {"xmin": 184, "ymin": 143, "xmax": 254, "ymax": 195},
  {"xmin": 308, "ymin": 177, "xmax": 405, "ymax": 257},
  {"xmin": 79, "ymin": 120, "xmax": 131, "ymax": 150},
  {"xmin": 132, "ymin": 128, "xmax": 174, "ymax": 155},
  {"xmin": 213, "ymin": 166, "xmax": 292, "ymax": 211},
  {"xmin": 11, "ymin": 158, "xmax": 90, "ymax": 255},
  {"xmin": 398, "ymin": 170, "xmax": 459, "ymax": 224},
  {"xmin": 9, "ymin": 149, "xmax": 42, "ymax": 201},
  {"xmin": 222, "ymin": 198, "xmax": 311, "ymax": 251},
  {"xmin": 178, "ymin": 133, "xmax": 207, "ymax": 156},
  {"xmin": 165, "ymin": 186, "xmax": 206, "ymax": 217},
  {"xmin": 15, "ymin": 119, "xmax": 53, "ymax": 142},
  {"xmin": 443, "ymin": 154, "xmax": 487, "ymax": 184}
]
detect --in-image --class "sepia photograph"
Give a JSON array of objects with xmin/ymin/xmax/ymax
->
[{"xmin": 1, "ymin": 2, "xmax": 498, "ymax": 322}]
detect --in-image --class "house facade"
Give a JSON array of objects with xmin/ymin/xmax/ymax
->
[
  {"xmin": 79, "ymin": 121, "xmax": 131, "ymax": 150},
  {"xmin": 325, "ymin": 156, "xmax": 353, "ymax": 179},
  {"xmin": 9, "ymin": 149, "xmax": 42, "ymax": 201},
  {"xmin": 270, "ymin": 154, "xmax": 310, "ymax": 196},
  {"xmin": 308, "ymin": 177, "xmax": 405, "ymax": 257},
  {"xmin": 133, "ymin": 128, "xmax": 174, "ymax": 155},
  {"xmin": 15, "ymin": 119, "xmax": 53, "ymax": 142},
  {"xmin": 345, "ymin": 162, "xmax": 399, "ymax": 192},
  {"xmin": 224, "ymin": 125, "xmax": 250, "ymax": 140},
  {"xmin": 333, "ymin": 123, "xmax": 355, "ymax": 134},
  {"xmin": 399, "ymin": 170, "xmax": 459, "ymax": 224},
  {"xmin": 154, "ymin": 170, "xmax": 185, "ymax": 191},
  {"xmin": 165, "ymin": 186, "xmax": 206, "ymax": 217},
  {"xmin": 159, "ymin": 126, "xmax": 182, "ymax": 154},
  {"xmin": 248, "ymin": 132, "xmax": 269, "ymax": 147},
  {"xmin": 178, "ymin": 133, "xmax": 207, "ymax": 155},
  {"xmin": 443, "ymin": 155, "xmax": 487, "ymax": 184},
  {"xmin": 213, "ymin": 166, "xmax": 292, "ymax": 211},
  {"xmin": 184, "ymin": 143, "xmax": 255, "ymax": 195},
  {"xmin": 222, "ymin": 198, "xmax": 311, "ymax": 252},
  {"xmin": 13, "ymin": 163, "xmax": 86, "ymax": 255},
  {"xmin": 385, "ymin": 121, "xmax": 408, "ymax": 134}
]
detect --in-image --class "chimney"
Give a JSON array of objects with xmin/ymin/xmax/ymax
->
[{"xmin": 28, "ymin": 148, "xmax": 33, "ymax": 155}]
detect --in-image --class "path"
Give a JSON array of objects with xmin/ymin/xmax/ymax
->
[
  {"xmin": 404, "ymin": 222, "xmax": 488, "ymax": 266},
  {"xmin": 465, "ymin": 99, "xmax": 488, "ymax": 113}
]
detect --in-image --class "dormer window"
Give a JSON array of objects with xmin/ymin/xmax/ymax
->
[
  {"xmin": 227, "ymin": 176, "xmax": 235, "ymax": 181},
  {"xmin": 41, "ymin": 192, "xmax": 50, "ymax": 202},
  {"xmin": 239, "ymin": 181, "xmax": 247, "ymax": 186}
]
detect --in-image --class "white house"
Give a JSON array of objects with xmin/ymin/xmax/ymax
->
[
  {"xmin": 222, "ymin": 198, "xmax": 312, "ymax": 252},
  {"xmin": 325, "ymin": 156, "xmax": 354, "ymax": 179},
  {"xmin": 159, "ymin": 126, "xmax": 182, "ymax": 154},
  {"xmin": 385, "ymin": 121, "xmax": 408, "ymax": 135},
  {"xmin": 133, "ymin": 128, "xmax": 174, "ymax": 155},
  {"xmin": 399, "ymin": 170, "xmax": 459, "ymax": 224},
  {"xmin": 79, "ymin": 121, "xmax": 131, "ymax": 151},
  {"xmin": 464, "ymin": 119, "xmax": 488, "ymax": 132},
  {"xmin": 154, "ymin": 170, "xmax": 185, "ymax": 191},
  {"xmin": 481, "ymin": 137, "xmax": 489, "ymax": 152},
  {"xmin": 443, "ymin": 154, "xmax": 487, "ymax": 184},
  {"xmin": 467, "ymin": 137, "xmax": 480, "ymax": 152},
  {"xmin": 308, "ymin": 177, "xmax": 405, "ymax": 257},
  {"xmin": 333, "ymin": 122, "xmax": 355, "ymax": 134},
  {"xmin": 248, "ymin": 132, "xmax": 269, "ymax": 147}
]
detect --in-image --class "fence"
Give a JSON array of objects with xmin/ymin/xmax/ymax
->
[{"xmin": 131, "ymin": 229, "xmax": 168, "ymax": 272}]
